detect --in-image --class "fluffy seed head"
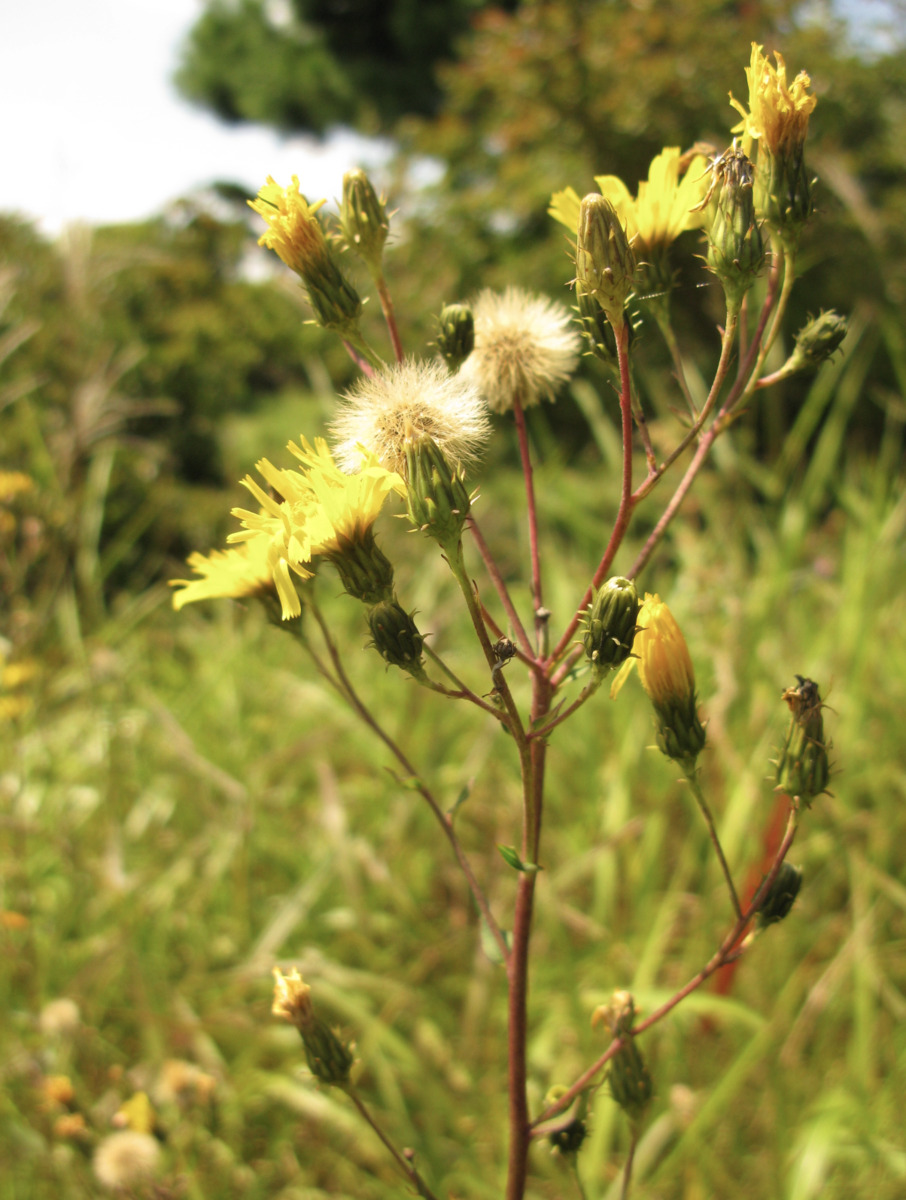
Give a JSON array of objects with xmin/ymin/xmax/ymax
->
[
  {"xmin": 460, "ymin": 286, "xmax": 580, "ymax": 413},
  {"xmin": 93, "ymin": 1131, "xmax": 161, "ymax": 1191},
  {"xmin": 331, "ymin": 358, "xmax": 490, "ymax": 478}
]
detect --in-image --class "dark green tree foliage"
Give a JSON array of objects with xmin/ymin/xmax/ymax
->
[{"xmin": 174, "ymin": 0, "xmax": 518, "ymax": 134}]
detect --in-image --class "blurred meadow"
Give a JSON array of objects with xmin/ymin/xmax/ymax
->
[{"xmin": 3, "ymin": 2, "xmax": 906, "ymax": 1198}]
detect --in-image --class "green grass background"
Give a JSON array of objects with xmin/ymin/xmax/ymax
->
[{"xmin": 2, "ymin": 318, "xmax": 905, "ymax": 1199}]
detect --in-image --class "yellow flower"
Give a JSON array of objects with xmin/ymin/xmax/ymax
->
[
  {"xmin": 272, "ymin": 966, "xmax": 315, "ymax": 1029},
  {"xmin": 170, "ymin": 535, "xmax": 290, "ymax": 615},
  {"xmin": 249, "ymin": 176, "xmax": 364, "ymax": 337},
  {"xmin": 610, "ymin": 593, "xmax": 705, "ymax": 766},
  {"xmin": 459, "ymin": 287, "xmax": 580, "ymax": 414},
  {"xmin": 551, "ymin": 148, "xmax": 709, "ymax": 254},
  {"xmin": 248, "ymin": 175, "xmax": 331, "ymax": 275},
  {"xmin": 231, "ymin": 438, "xmax": 404, "ymax": 608},
  {"xmin": 730, "ymin": 44, "xmax": 816, "ymax": 159},
  {"xmin": 287, "ymin": 436, "xmax": 406, "ymax": 556}
]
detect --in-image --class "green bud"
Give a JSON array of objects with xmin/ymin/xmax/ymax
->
[
  {"xmin": 576, "ymin": 194, "xmax": 636, "ymax": 331},
  {"xmin": 435, "ymin": 304, "xmax": 475, "ymax": 372},
  {"xmin": 592, "ymin": 992, "xmax": 652, "ymax": 1124},
  {"xmin": 302, "ymin": 1015, "xmax": 355, "ymax": 1087},
  {"xmin": 703, "ymin": 147, "xmax": 766, "ymax": 310},
  {"xmin": 756, "ymin": 862, "xmax": 803, "ymax": 928},
  {"xmin": 339, "ymin": 168, "xmax": 390, "ymax": 276},
  {"xmin": 326, "ymin": 528, "xmax": 395, "ymax": 606},
  {"xmin": 583, "ymin": 576, "xmax": 640, "ymax": 676},
  {"xmin": 652, "ymin": 693, "xmax": 707, "ymax": 770},
  {"xmin": 367, "ymin": 599, "xmax": 425, "ymax": 676},
  {"xmin": 305, "ymin": 252, "xmax": 365, "ymax": 340},
  {"xmin": 775, "ymin": 675, "xmax": 830, "ymax": 806},
  {"xmin": 404, "ymin": 435, "xmax": 472, "ymax": 550},
  {"xmin": 754, "ymin": 141, "xmax": 813, "ymax": 245},
  {"xmin": 575, "ymin": 285, "xmax": 638, "ymax": 366},
  {"xmin": 785, "ymin": 310, "xmax": 848, "ymax": 374}
]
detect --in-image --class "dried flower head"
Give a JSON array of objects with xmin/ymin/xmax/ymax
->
[
  {"xmin": 93, "ymin": 1130, "xmax": 161, "ymax": 1191},
  {"xmin": 459, "ymin": 287, "xmax": 580, "ymax": 414},
  {"xmin": 331, "ymin": 358, "xmax": 490, "ymax": 477}
]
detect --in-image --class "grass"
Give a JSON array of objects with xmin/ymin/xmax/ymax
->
[{"xmin": 2, "ymin": 356, "xmax": 906, "ymax": 1199}]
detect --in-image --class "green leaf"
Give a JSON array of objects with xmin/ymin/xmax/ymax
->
[{"xmin": 497, "ymin": 844, "xmax": 540, "ymax": 874}]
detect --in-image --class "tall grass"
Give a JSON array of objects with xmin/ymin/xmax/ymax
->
[{"xmin": 2, "ymin": 348, "xmax": 905, "ymax": 1198}]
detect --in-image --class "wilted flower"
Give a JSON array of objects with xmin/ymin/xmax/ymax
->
[
  {"xmin": 331, "ymin": 359, "xmax": 490, "ymax": 477},
  {"xmin": 730, "ymin": 44, "xmax": 817, "ymax": 239},
  {"xmin": 272, "ymin": 967, "xmax": 354, "ymax": 1087},
  {"xmin": 459, "ymin": 287, "xmax": 580, "ymax": 413},
  {"xmin": 93, "ymin": 1130, "xmax": 161, "ymax": 1191}
]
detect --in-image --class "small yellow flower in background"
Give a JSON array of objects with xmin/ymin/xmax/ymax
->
[
  {"xmin": 611, "ymin": 593, "xmax": 706, "ymax": 768},
  {"xmin": 460, "ymin": 286, "xmax": 580, "ymax": 414},
  {"xmin": 552, "ymin": 148, "xmax": 709, "ymax": 255},
  {"xmin": 170, "ymin": 537, "xmax": 280, "ymax": 612},
  {"xmin": 331, "ymin": 359, "xmax": 490, "ymax": 477}
]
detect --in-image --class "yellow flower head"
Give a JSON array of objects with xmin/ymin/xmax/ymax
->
[
  {"xmin": 610, "ymin": 593, "xmax": 695, "ymax": 706},
  {"xmin": 551, "ymin": 148, "xmax": 709, "ymax": 255},
  {"xmin": 287, "ymin": 436, "xmax": 406, "ymax": 556},
  {"xmin": 170, "ymin": 537, "xmax": 281, "ymax": 612},
  {"xmin": 228, "ymin": 438, "xmax": 404, "ymax": 610},
  {"xmin": 248, "ymin": 175, "xmax": 331, "ymax": 275},
  {"xmin": 730, "ymin": 44, "xmax": 817, "ymax": 158}
]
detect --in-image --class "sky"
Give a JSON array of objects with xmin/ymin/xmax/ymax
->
[{"xmin": 0, "ymin": 0, "xmax": 386, "ymax": 236}]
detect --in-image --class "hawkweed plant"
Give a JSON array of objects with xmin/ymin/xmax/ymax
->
[{"xmin": 172, "ymin": 45, "xmax": 840, "ymax": 1200}]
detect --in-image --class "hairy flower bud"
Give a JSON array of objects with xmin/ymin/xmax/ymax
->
[
  {"xmin": 701, "ymin": 147, "xmax": 765, "ymax": 310},
  {"xmin": 576, "ymin": 194, "xmax": 636, "ymax": 331},
  {"xmin": 367, "ymin": 599, "xmax": 425, "ymax": 676},
  {"xmin": 272, "ymin": 967, "xmax": 354, "ymax": 1087},
  {"xmin": 592, "ymin": 991, "xmax": 653, "ymax": 1124},
  {"xmin": 339, "ymin": 168, "xmax": 390, "ymax": 276},
  {"xmin": 405, "ymin": 435, "xmax": 472, "ymax": 550},
  {"xmin": 775, "ymin": 675, "xmax": 830, "ymax": 805},
  {"xmin": 435, "ymin": 304, "xmax": 475, "ymax": 372},
  {"xmin": 583, "ymin": 576, "xmax": 640, "ymax": 676},
  {"xmin": 756, "ymin": 862, "xmax": 803, "ymax": 928},
  {"xmin": 326, "ymin": 527, "xmax": 396, "ymax": 606},
  {"xmin": 785, "ymin": 310, "xmax": 848, "ymax": 374}
]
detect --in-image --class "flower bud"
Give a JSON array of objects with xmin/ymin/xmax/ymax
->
[
  {"xmin": 326, "ymin": 528, "xmax": 396, "ymax": 606},
  {"xmin": 702, "ymin": 147, "xmax": 765, "ymax": 310},
  {"xmin": 272, "ymin": 967, "xmax": 354, "ymax": 1088},
  {"xmin": 576, "ymin": 194, "xmax": 636, "ymax": 331},
  {"xmin": 405, "ymin": 435, "xmax": 472, "ymax": 550},
  {"xmin": 367, "ymin": 599, "xmax": 425, "ymax": 676},
  {"xmin": 575, "ymin": 284, "xmax": 620, "ymax": 366},
  {"xmin": 592, "ymin": 991, "xmax": 652, "ymax": 1124},
  {"xmin": 435, "ymin": 304, "xmax": 475, "ymax": 372},
  {"xmin": 784, "ymin": 310, "xmax": 848, "ymax": 374},
  {"xmin": 583, "ymin": 576, "xmax": 640, "ymax": 676},
  {"xmin": 249, "ymin": 176, "xmax": 365, "ymax": 339},
  {"xmin": 775, "ymin": 675, "xmax": 830, "ymax": 805},
  {"xmin": 339, "ymin": 168, "xmax": 390, "ymax": 276},
  {"xmin": 756, "ymin": 862, "xmax": 803, "ymax": 928}
]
